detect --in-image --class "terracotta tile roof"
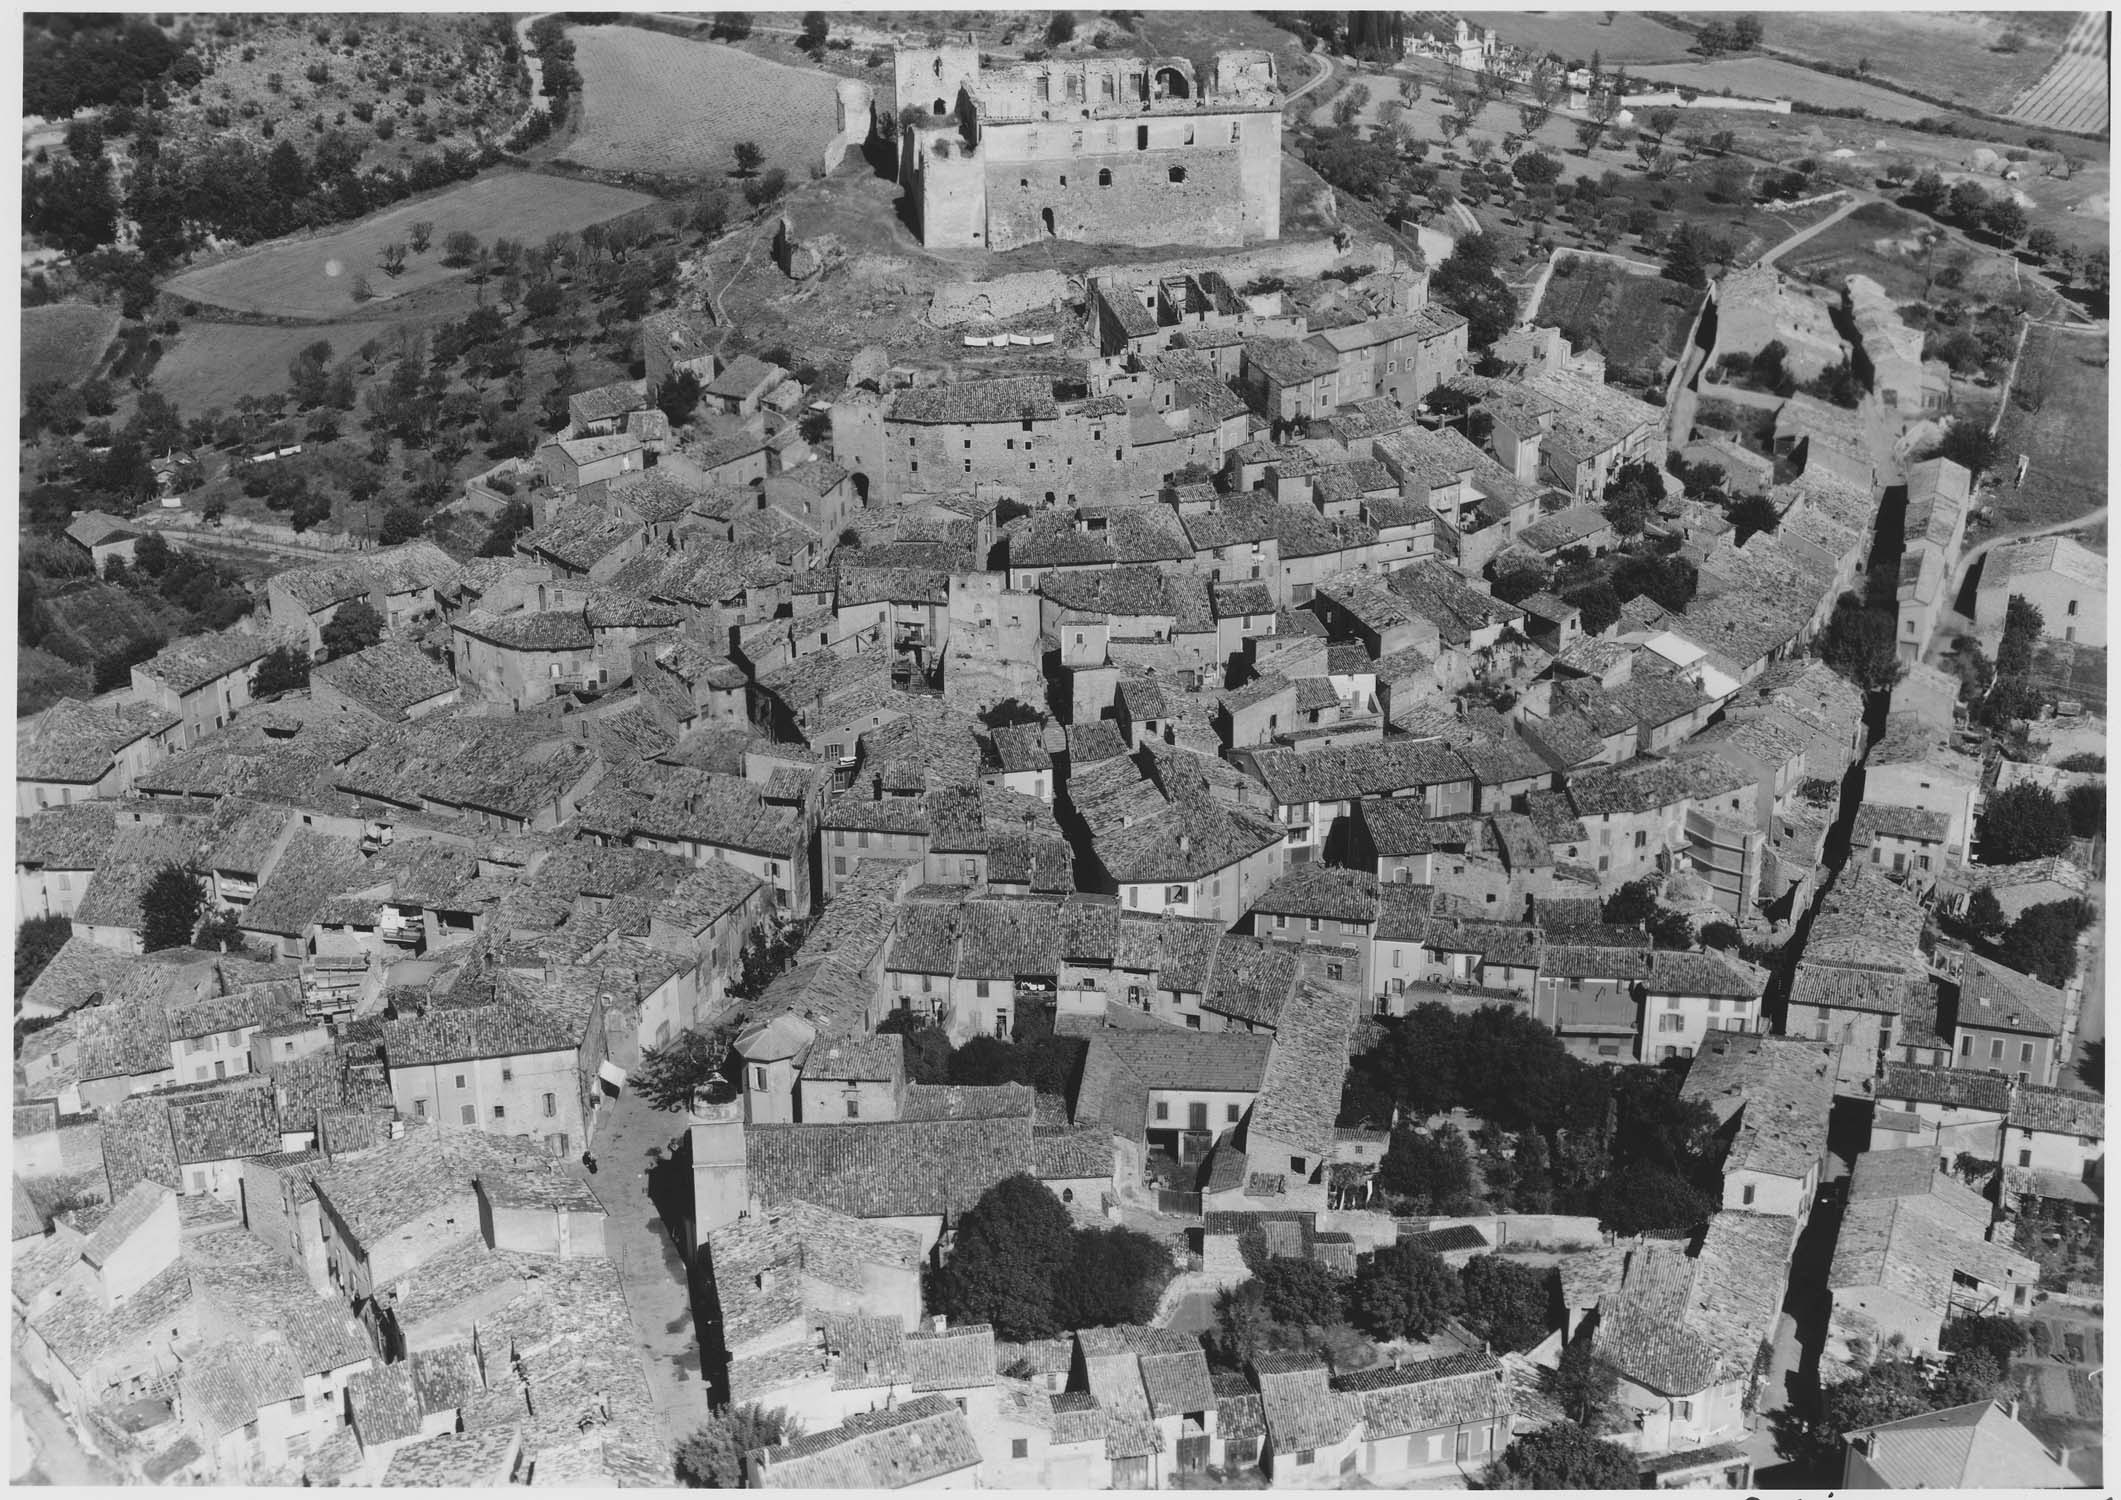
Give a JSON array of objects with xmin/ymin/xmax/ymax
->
[
  {"xmin": 1681, "ymin": 1033, "xmax": 1836, "ymax": 1181},
  {"xmin": 905, "ymin": 1323, "xmax": 997, "ymax": 1391},
  {"xmin": 1200, "ymin": 935, "xmax": 1303, "ymax": 1028},
  {"xmin": 893, "ymin": 376, "xmax": 1061, "ymax": 425},
  {"xmin": 1336, "ymin": 1351, "xmax": 1510, "ymax": 1437},
  {"xmin": 274, "ymin": 540, "xmax": 464, "ymax": 613},
  {"xmin": 15, "ymin": 800, "xmax": 123, "ymax": 868},
  {"xmin": 1955, "ymin": 955, "xmax": 2064, "ymax": 1038},
  {"xmin": 1254, "ymin": 1356, "xmax": 1362, "ymax": 1451},
  {"xmin": 1877, "ymin": 1062, "xmax": 2009, "ymax": 1112},
  {"xmin": 745, "ymin": 1107, "xmax": 1037, "ymax": 1220},
  {"xmin": 753, "ymin": 1394, "xmax": 981, "ymax": 1487},
  {"xmin": 134, "ymin": 630, "xmax": 277, "ymax": 696},
  {"xmin": 1250, "ymin": 966, "xmax": 1361, "ymax": 1160},
  {"xmin": 1251, "ymin": 865, "xmax": 1377, "ymax": 924},
  {"xmin": 1250, "ymin": 740, "xmax": 1472, "ymax": 807},
  {"xmin": 167, "ymin": 1079, "xmax": 281, "ymax": 1163},
  {"xmin": 2007, "ymin": 1083, "xmax": 2102, "ymax": 1137},
  {"xmin": 349, "ymin": 1361, "xmax": 424, "ymax": 1445},
  {"xmin": 1102, "ymin": 1029, "xmax": 1275, "ymax": 1094},
  {"xmin": 1135, "ymin": 1343, "xmax": 1216, "ymax": 1418},
  {"xmin": 381, "ymin": 1426, "xmax": 523, "ymax": 1486}
]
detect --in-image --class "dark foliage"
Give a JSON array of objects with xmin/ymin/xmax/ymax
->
[
  {"xmin": 15, "ymin": 915, "xmax": 72, "ymax": 998},
  {"xmin": 140, "ymin": 862, "xmax": 204, "ymax": 952}
]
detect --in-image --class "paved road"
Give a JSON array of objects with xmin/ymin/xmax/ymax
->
[{"xmin": 574, "ymin": 1089, "xmax": 714, "ymax": 1455}]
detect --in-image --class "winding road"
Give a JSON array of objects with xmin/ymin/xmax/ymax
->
[{"xmin": 1947, "ymin": 501, "xmax": 2111, "ymax": 606}]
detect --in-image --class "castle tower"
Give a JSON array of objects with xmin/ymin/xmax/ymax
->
[{"xmin": 894, "ymin": 38, "xmax": 981, "ymax": 125}]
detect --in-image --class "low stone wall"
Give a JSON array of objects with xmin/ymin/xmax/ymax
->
[
  {"xmin": 151, "ymin": 509, "xmax": 367, "ymax": 552},
  {"xmin": 1402, "ymin": 1213, "xmax": 1606, "ymax": 1247}
]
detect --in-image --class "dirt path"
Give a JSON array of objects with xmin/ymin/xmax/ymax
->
[
  {"xmin": 1288, "ymin": 49, "xmax": 1335, "ymax": 113},
  {"xmin": 1948, "ymin": 502, "xmax": 2111, "ymax": 602},
  {"xmin": 1755, "ymin": 193, "xmax": 1860, "ymax": 269}
]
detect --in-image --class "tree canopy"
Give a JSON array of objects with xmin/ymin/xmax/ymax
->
[
  {"xmin": 1995, "ymin": 897, "xmax": 2096, "ymax": 987},
  {"xmin": 1816, "ymin": 593, "xmax": 1906, "ymax": 693},
  {"xmin": 1459, "ymin": 1255, "xmax": 1559, "ymax": 1353},
  {"xmin": 931, "ymin": 1174, "xmax": 1077, "ymax": 1340},
  {"xmin": 15, "ymin": 915, "xmax": 71, "ymax": 998},
  {"xmin": 1377, "ymin": 1123, "xmax": 1479, "ymax": 1213},
  {"xmin": 1485, "ymin": 1420, "xmax": 1637, "ymax": 1488},
  {"xmin": 320, "ymin": 599, "xmax": 384, "ymax": 659},
  {"xmin": 1430, "ymin": 234, "xmax": 1521, "ymax": 349},
  {"xmin": 1348, "ymin": 1241, "xmax": 1463, "ymax": 1341},
  {"xmin": 675, "ymin": 1403, "xmax": 798, "ymax": 1487},
  {"xmin": 1979, "ymin": 784, "xmax": 2074, "ymax": 864},
  {"xmin": 631, "ymin": 1026, "xmax": 737, "ymax": 1112},
  {"xmin": 140, "ymin": 862, "xmax": 205, "ymax": 952},
  {"xmin": 931, "ymin": 1175, "xmax": 1174, "ymax": 1341}
]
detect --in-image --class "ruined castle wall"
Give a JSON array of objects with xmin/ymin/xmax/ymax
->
[{"xmin": 982, "ymin": 146, "xmax": 1251, "ymax": 252}]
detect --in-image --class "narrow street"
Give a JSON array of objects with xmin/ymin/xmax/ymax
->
[
  {"xmin": 11, "ymin": 1348, "xmax": 125, "ymax": 1487},
  {"xmin": 572, "ymin": 1087, "xmax": 714, "ymax": 1456}
]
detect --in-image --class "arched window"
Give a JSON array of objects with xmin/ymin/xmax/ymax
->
[
  {"xmin": 933, "ymin": 98, "xmax": 946, "ymax": 115},
  {"xmin": 1097, "ymin": 168, "xmax": 1112, "ymax": 187}
]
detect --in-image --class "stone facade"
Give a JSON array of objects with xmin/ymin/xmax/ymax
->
[{"xmin": 898, "ymin": 47, "xmax": 1283, "ymax": 252}]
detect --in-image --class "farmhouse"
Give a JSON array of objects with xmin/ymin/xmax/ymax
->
[
  {"xmin": 1973, "ymin": 534, "xmax": 2105, "ymax": 650},
  {"xmin": 64, "ymin": 509, "xmax": 143, "ymax": 568}
]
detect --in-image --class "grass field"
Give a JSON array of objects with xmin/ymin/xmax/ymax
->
[
  {"xmin": 164, "ymin": 172, "xmax": 655, "ymax": 319},
  {"xmin": 22, "ymin": 303, "xmax": 120, "ymax": 389},
  {"xmin": 1677, "ymin": 12, "xmax": 2063, "ymax": 118},
  {"xmin": 1991, "ymin": 324, "xmax": 2110, "ymax": 537},
  {"xmin": 1459, "ymin": 11, "xmax": 1695, "ymax": 65},
  {"xmin": 564, "ymin": 26, "xmax": 840, "ymax": 179},
  {"xmin": 1631, "ymin": 58, "xmax": 1938, "ymax": 121},
  {"xmin": 150, "ymin": 320, "xmax": 404, "ymax": 415},
  {"xmin": 1778, "ymin": 202, "xmax": 2033, "ymax": 309}
]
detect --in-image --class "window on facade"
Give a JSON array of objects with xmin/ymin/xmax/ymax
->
[
  {"xmin": 1327, "ymin": 963, "xmax": 1344, "ymax": 981},
  {"xmin": 1137, "ymin": 125, "xmax": 1149, "ymax": 150},
  {"xmin": 1155, "ymin": 1102, "xmax": 1170, "ymax": 1121},
  {"xmin": 415, "ymin": 1099, "xmax": 428, "ymax": 1117},
  {"xmin": 2021, "ymin": 1042, "xmax": 2034, "ymax": 1063},
  {"xmin": 1297, "ymin": 1450, "xmax": 1315, "ymax": 1467},
  {"xmin": 1168, "ymin": 165, "xmax": 1187, "ymax": 183},
  {"xmin": 1991, "ymin": 1039, "xmax": 2005, "ymax": 1060},
  {"xmin": 493, "ymin": 1105, "xmax": 506, "ymax": 1120},
  {"xmin": 455, "ymin": 1074, "xmax": 467, "ymax": 1089},
  {"xmin": 1742, "ymin": 1184, "xmax": 1756, "ymax": 1206},
  {"xmin": 1013, "ymin": 1439, "xmax": 1030, "ymax": 1459},
  {"xmin": 460, "ymin": 1106, "xmax": 476, "ymax": 1125}
]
